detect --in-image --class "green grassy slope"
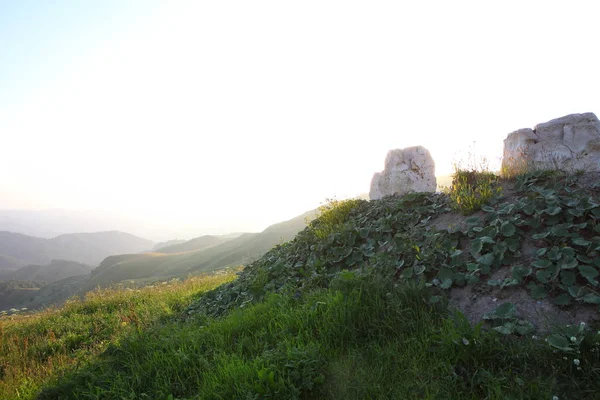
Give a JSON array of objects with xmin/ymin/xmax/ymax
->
[
  {"xmin": 154, "ymin": 235, "xmax": 231, "ymax": 254},
  {"xmin": 4, "ymin": 172, "xmax": 600, "ymax": 399},
  {"xmin": 151, "ymin": 239, "xmax": 186, "ymax": 251},
  {"xmin": 0, "ymin": 272, "xmax": 235, "ymax": 399}
]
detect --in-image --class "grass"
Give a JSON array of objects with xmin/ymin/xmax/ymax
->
[
  {"xmin": 16, "ymin": 271, "xmax": 600, "ymax": 399},
  {"xmin": 447, "ymin": 168, "xmax": 502, "ymax": 215},
  {"xmin": 308, "ymin": 198, "xmax": 365, "ymax": 240},
  {"xmin": 0, "ymin": 271, "xmax": 236, "ymax": 400}
]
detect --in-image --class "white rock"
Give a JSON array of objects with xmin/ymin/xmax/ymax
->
[
  {"xmin": 502, "ymin": 113, "xmax": 600, "ymax": 174},
  {"xmin": 369, "ymin": 146, "xmax": 437, "ymax": 200}
]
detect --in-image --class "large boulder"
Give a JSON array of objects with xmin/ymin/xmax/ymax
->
[
  {"xmin": 369, "ymin": 146, "xmax": 436, "ymax": 200},
  {"xmin": 502, "ymin": 113, "xmax": 600, "ymax": 174}
]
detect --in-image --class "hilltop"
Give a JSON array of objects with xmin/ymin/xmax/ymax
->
[{"xmin": 2, "ymin": 169, "xmax": 600, "ymax": 399}]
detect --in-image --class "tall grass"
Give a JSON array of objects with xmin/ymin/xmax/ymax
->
[
  {"xmin": 0, "ymin": 271, "xmax": 235, "ymax": 400},
  {"xmin": 31, "ymin": 271, "xmax": 600, "ymax": 399}
]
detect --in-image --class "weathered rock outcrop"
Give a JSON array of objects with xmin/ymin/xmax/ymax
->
[
  {"xmin": 502, "ymin": 113, "xmax": 600, "ymax": 174},
  {"xmin": 369, "ymin": 146, "xmax": 436, "ymax": 200}
]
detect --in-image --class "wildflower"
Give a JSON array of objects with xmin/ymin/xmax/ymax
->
[
  {"xmin": 552, "ymin": 396, "xmax": 559, "ymax": 400},
  {"xmin": 580, "ymin": 322, "xmax": 586, "ymax": 328},
  {"xmin": 570, "ymin": 336, "xmax": 577, "ymax": 343},
  {"xmin": 462, "ymin": 337, "xmax": 470, "ymax": 345},
  {"xmin": 573, "ymin": 359, "xmax": 580, "ymax": 366},
  {"xmin": 532, "ymin": 335, "xmax": 538, "ymax": 340}
]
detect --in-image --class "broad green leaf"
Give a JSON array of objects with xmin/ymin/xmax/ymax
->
[
  {"xmin": 470, "ymin": 240, "xmax": 483, "ymax": 255},
  {"xmin": 551, "ymin": 224, "xmax": 573, "ymax": 237},
  {"xmin": 487, "ymin": 279, "xmax": 501, "ymax": 287},
  {"xmin": 536, "ymin": 270, "xmax": 554, "ymax": 284},
  {"xmin": 572, "ymin": 238, "xmax": 591, "ymax": 247},
  {"xmin": 545, "ymin": 215, "xmax": 561, "ymax": 226},
  {"xmin": 577, "ymin": 255, "xmax": 593, "ymax": 264},
  {"xmin": 554, "ymin": 294, "xmax": 572, "ymax": 306},
  {"xmin": 547, "ymin": 247, "xmax": 562, "ymax": 261},
  {"xmin": 438, "ymin": 268, "xmax": 454, "ymax": 281},
  {"xmin": 560, "ymin": 271, "xmax": 576, "ymax": 286},
  {"xmin": 532, "ymin": 259, "xmax": 552, "ymax": 269},
  {"xmin": 494, "ymin": 302, "xmax": 516, "ymax": 319},
  {"xmin": 568, "ymin": 208, "xmax": 584, "ymax": 217},
  {"xmin": 578, "ymin": 265, "xmax": 599, "ymax": 286},
  {"xmin": 582, "ymin": 293, "xmax": 600, "ymax": 304},
  {"xmin": 536, "ymin": 248, "xmax": 548, "ymax": 257},
  {"xmin": 559, "ymin": 258, "xmax": 578, "ymax": 270},
  {"xmin": 514, "ymin": 320, "xmax": 535, "ymax": 335},
  {"xmin": 512, "ymin": 265, "xmax": 532, "ymax": 280},
  {"xmin": 500, "ymin": 221, "xmax": 516, "ymax": 237},
  {"xmin": 532, "ymin": 232, "xmax": 550, "ymax": 240},
  {"xmin": 523, "ymin": 203, "xmax": 535, "ymax": 215},
  {"xmin": 482, "ymin": 205, "xmax": 495, "ymax": 213},
  {"xmin": 565, "ymin": 198, "xmax": 580, "ymax": 207},
  {"xmin": 568, "ymin": 285, "xmax": 582, "ymax": 298},
  {"xmin": 494, "ymin": 323, "xmax": 514, "ymax": 335},
  {"xmin": 547, "ymin": 334, "xmax": 572, "ymax": 351},
  {"xmin": 545, "ymin": 206, "xmax": 562, "ymax": 216},
  {"xmin": 414, "ymin": 265, "xmax": 426, "ymax": 275},
  {"xmin": 479, "ymin": 236, "xmax": 495, "ymax": 244},
  {"xmin": 465, "ymin": 216, "xmax": 481, "ymax": 224},
  {"xmin": 450, "ymin": 249, "xmax": 463, "ymax": 258},
  {"xmin": 440, "ymin": 279, "xmax": 453, "ymax": 289},
  {"xmin": 529, "ymin": 283, "xmax": 548, "ymax": 299},
  {"xmin": 501, "ymin": 278, "xmax": 520, "ymax": 287},
  {"xmin": 560, "ymin": 247, "xmax": 575, "ymax": 257},
  {"xmin": 466, "ymin": 263, "xmax": 479, "ymax": 272},
  {"xmin": 506, "ymin": 237, "xmax": 520, "ymax": 252},
  {"xmin": 477, "ymin": 253, "xmax": 495, "ymax": 266}
]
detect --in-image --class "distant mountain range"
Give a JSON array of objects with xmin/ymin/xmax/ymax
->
[
  {"xmin": 4, "ymin": 259, "xmax": 93, "ymax": 283},
  {"xmin": 84, "ymin": 209, "xmax": 316, "ymax": 290},
  {"xmin": 0, "ymin": 208, "xmax": 317, "ymax": 311},
  {"xmin": 0, "ymin": 230, "xmax": 155, "ymax": 269}
]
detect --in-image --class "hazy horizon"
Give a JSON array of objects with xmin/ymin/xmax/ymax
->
[{"xmin": 1, "ymin": 1, "xmax": 599, "ymax": 240}]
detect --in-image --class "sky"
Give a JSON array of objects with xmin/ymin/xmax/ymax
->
[{"xmin": 1, "ymin": 0, "xmax": 599, "ymax": 239}]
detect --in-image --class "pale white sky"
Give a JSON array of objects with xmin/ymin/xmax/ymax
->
[{"xmin": 1, "ymin": 1, "xmax": 599, "ymax": 238}]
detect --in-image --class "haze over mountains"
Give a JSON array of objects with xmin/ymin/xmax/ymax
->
[
  {"xmin": 0, "ymin": 208, "xmax": 304, "ymax": 241},
  {"xmin": 0, "ymin": 230, "xmax": 154, "ymax": 269},
  {"xmin": 0, "ymin": 209, "xmax": 193, "ymax": 241},
  {"xmin": 0, "ymin": 208, "xmax": 316, "ymax": 312}
]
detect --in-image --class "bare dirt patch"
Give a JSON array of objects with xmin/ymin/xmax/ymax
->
[{"xmin": 448, "ymin": 268, "xmax": 599, "ymax": 333}]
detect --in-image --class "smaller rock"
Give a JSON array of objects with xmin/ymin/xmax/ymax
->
[{"xmin": 369, "ymin": 146, "xmax": 437, "ymax": 200}]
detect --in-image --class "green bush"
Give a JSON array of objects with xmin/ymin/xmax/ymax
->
[
  {"xmin": 308, "ymin": 198, "xmax": 364, "ymax": 239},
  {"xmin": 448, "ymin": 169, "xmax": 501, "ymax": 215}
]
